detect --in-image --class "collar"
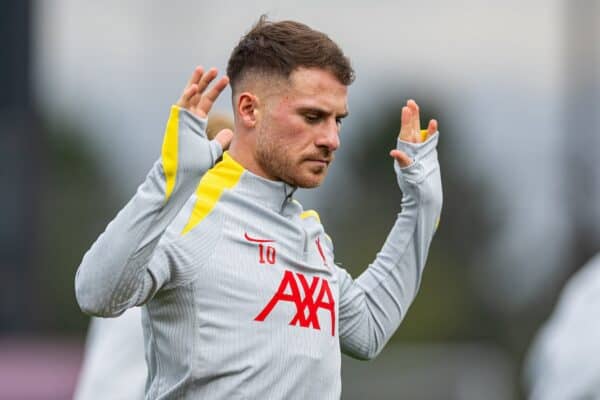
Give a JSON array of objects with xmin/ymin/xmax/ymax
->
[{"xmin": 222, "ymin": 152, "xmax": 299, "ymax": 214}]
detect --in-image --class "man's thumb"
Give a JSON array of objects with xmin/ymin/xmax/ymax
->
[
  {"xmin": 389, "ymin": 149, "xmax": 413, "ymax": 168},
  {"xmin": 214, "ymin": 129, "xmax": 234, "ymax": 150}
]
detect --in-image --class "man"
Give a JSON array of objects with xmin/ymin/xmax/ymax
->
[
  {"xmin": 524, "ymin": 252, "xmax": 600, "ymax": 399},
  {"xmin": 75, "ymin": 17, "xmax": 442, "ymax": 399}
]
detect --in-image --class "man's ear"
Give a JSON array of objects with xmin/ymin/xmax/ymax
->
[{"xmin": 237, "ymin": 92, "xmax": 260, "ymax": 128}]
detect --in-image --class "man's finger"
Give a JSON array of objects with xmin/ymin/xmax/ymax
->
[
  {"xmin": 419, "ymin": 119, "xmax": 438, "ymax": 141},
  {"xmin": 205, "ymin": 75, "xmax": 230, "ymax": 101},
  {"xmin": 390, "ymin": 149, "xmax": 413, "ymax": 168},
  {"xmin": 198, "ymin": 76, "xmax": 230, "ymax": 115},
  {"xmin": 407, "ymin": 99, "xmax": 421, "ymax": 142},
  {"xmin": 178, "ymin": 84, "xmax": 199, "ymax": 107},
  {"xmin": 399, "ymin": 106, "xmax": 414, "ymax": 142},
  {"xmin": 197, "ymin": 68, "xmax": 218, "ymax": 94},
  {"xmin": 186, "ymin": 66, "xmax": 204, "ymax": 87},
  {"xmin": 427, "ymin": 119, "xmax": 438, "ymax": 137}
]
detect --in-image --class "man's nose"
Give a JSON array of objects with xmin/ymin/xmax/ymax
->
[{"xmin": 315, "ymin": 122, "xmax": 340, "ymax": 151}]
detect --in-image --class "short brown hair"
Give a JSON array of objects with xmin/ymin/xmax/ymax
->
[{"xmin": 227, "ymin": 16, "xmax": 354, "ymax": 92}]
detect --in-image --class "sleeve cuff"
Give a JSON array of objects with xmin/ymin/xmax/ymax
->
[
  {"xmin": 394, "ymin": 132, "xmax": 440, "ymax": 184},
  {"xmin": 209, "ymin": 140, "xmax": 224, "ymax": 162},
  {"xmin": 396, "ymin": 131, "xmax": 439, "ymax": 162},
  {"xmin": 175, "ymin": 105, "xmax": 208, "ymax": 137}
]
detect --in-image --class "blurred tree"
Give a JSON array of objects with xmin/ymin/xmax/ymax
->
[
  {"xmin": 33, "ymin": 122, "xmax": 120, "ymax": 333},
  {"xmin": 0, "ymin": 0, "xmax": 37, "ymax": 332}
]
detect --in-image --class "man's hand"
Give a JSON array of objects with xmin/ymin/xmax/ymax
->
[
  {"xmin": 177, "ymin": 66, "xmax": 233, "ymax": 149},
  {"xmin": 390, "ymin": 99, "xmax": 438, "ymax": 168}
]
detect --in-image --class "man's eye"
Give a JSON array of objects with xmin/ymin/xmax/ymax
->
[
  {"xmin": 335, "ymin": 118, "xmax": 343, "ymax": 127},
  {"xmin": 304, "ymin": 114, "xmax": 320, "ymax": 123}
]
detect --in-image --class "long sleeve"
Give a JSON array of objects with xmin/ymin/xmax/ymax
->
[
  {"xmin": 75, "ymin": 106, "xmax": 223, "ymax": 317},
  {"xmin": 338, "ymin": 132, "xmax": 442, "ymax": 360}
]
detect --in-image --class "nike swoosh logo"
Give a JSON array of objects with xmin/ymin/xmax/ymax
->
[{"xmin": 244, "ymin": 232, "xmax": 275, "ymax": 243}]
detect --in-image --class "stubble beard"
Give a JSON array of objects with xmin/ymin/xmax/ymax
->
[{"xmin": 255, "ymin": 127, "xmax": 326, "ymax": 189}]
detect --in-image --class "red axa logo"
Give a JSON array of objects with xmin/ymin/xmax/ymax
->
[{"xmin": 254, "ymin": 270, "xmax": 336, "ymax": 336}]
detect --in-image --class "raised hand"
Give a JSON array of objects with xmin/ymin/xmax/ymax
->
[
  {"xmin": 390, "ymin": 99, "xmax": 438, "ymax": 167},
  {"xmin": 177, "ymin": 66, "xmax": 230, "ymax": 119},
  {"xmin": 177, "ymin": 66, "xmax": 233, "ymax": 149}
]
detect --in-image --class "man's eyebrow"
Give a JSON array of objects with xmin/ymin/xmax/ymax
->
[{"xmin": 297, "ymin": 107, "xmax": 349, "ymax": 118}]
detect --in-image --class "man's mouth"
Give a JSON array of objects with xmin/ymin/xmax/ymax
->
[
  {"xmin": 306, "ymin": 159, "xmax": 330, "ymax": 166},
  {"xmin": 304, "ymin": 154, "xmax": 333, "ymax": 166}
]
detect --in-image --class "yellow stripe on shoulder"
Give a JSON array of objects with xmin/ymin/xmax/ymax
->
[
  {"xmin": 300, "ymin": 209, "xmax": 321, "ymax": 223},
  {"xmin": 161, "ymin": 105, "xmax": 180, "ymax": 202},
  {"xmin": 181, "ymin": 152, "xmax": 244, "ymax": 235}
]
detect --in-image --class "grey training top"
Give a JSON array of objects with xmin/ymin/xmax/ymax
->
[{"xmin": 75, "ymin": 105, "xmax": 443, "ymax": 399}]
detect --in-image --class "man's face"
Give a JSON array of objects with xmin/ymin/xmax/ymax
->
[{"xmin": 255, "ymin": 67, "xmax": 349, "ymax": 188}]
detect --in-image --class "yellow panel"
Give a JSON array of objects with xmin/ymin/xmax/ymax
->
[
  {"xmin": 161, "ymin": 106, "xmax": 179, "ymax": 202},
  {"xmin": 181, "ymin": 152, "xmax": 244, "ymax": 235},
  {"xmin": 420, "ymin": 129, "xmax": 428, "ymax": 142},
  {"xmin": 300, "ymin": 209, "xmax": 321, "ymax": 223}
]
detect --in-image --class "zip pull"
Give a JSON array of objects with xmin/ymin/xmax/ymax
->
[
  {"xmin": 302, "ymin": 228, "xmax": 309, "ymax": 255},
  {"xmin": 280, "ymin": 184, "xmax": 297, "ymax": 213}
]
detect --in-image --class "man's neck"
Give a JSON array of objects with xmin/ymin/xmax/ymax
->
[{"xmin": 228, "ymin": 139, "xmax": 275, "ymax": 181}]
